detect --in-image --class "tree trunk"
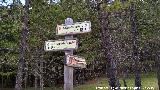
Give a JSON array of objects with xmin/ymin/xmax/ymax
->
[
  {"xmin": 24, "ymin": 62, "xmax": 28, "ymax": 90},
  {"xmin": 34, "ymin": 51, "xmax": 38, "ymax": 90},
  {"xmin": 40, "ymin": 62, "xmax": 44, "ymax": 90},
  {"xmin": 123, "ymin": 68, "xmax": 128, "ymax": 90},
  {"xmin": 130, "ymin": 3, "xmax": 141, "ymax": 90},
  {"xmin": 39, "ymin": 49, "xmax": 44, "ymax": 90},
  {"xmin": 98, "ymin": 10, "xmax": 120, "ymax": 89},
  {"xmin": 156, "ymin": 51, "xmax": 160, "ymax": 90},
  {"xmin": 35, "ymin": 74, "xmax": 38, "ymax": 90},
  {"xmin": 15, "ymin": 0, "xmax": 29, "ymax": 90},
  {"xmin": 1, "ymin": 62, "xmax": 4, "ymax": 89}
]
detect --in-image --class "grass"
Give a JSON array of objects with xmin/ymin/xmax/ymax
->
[
  {"xmin": 74, "ymin": 73, "xmax": 158, "ymax": 90},
  {"xmin": 1, "ymin": 73, "xmax": 159, "ymax": 90}
]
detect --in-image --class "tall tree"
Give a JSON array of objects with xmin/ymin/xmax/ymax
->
[
  {"xmin": 15, "ymin": 0, "xmax": 29, "ymax": 90},
  {"xmin": 130, "ymin": 2, "xmax": 141, "ymax": 90},
  {"xmin": 94, "ymin": 0, "xmax": 121, "ymax": 89},
  {"xmin": 100, "ymin": 11, "xmax": 120, "ymax": 89}
]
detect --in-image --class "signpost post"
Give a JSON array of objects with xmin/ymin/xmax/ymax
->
[
  {"xmin": 64, "ymin": 18, "xmax": 74, "ymax": 90},
  {"xmin": 44, "ymin": 18, "xmax": 91, "ymax": 90}
]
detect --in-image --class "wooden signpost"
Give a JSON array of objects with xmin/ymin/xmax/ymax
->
[
  {"xmin": 64, "ymin": 18, "xmax": 74, "ymax": 90},
  {"xmin": 44, "ymin": 18, "xmax": 91, "ymax": 90}
]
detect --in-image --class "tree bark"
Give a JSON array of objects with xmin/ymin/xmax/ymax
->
[
  {"xmin": 130, "ymin": 3, "xmax": 141, "ymax": 90},
  {"xmin": 15, "ymin": 0, "xmax": 29, "ymax": 90},
  {"xmin": 1, "ymin": 62, "xmax": 4, "ymax": 89},
  {"xmin": 34, "ymin": 47, "xmax": 43, "ymax": 90},
  {"xmin": 156, "ymin": 51, "xmax": 160, "ymax": 90},
  {"xmin": 24, "ymin": 62, "xmax": 28, "ymax": 90},
  {"xmin": 34, "ymin": 49, "xmax": 38, "ymax": 90},
  {"xmin": 35, "ymin": 74, "xmax": 38, "ymax": 90},
  {"xmin": 123, "ymin": 68, "xmax": 128, "ymax": 90},
  {"xmin": 40, "ymin": 60, "xmax": 44, "ymax": 90},
  {"xmin": 98, "ymin": 10, "xmax": 120, "ymax": 89}
]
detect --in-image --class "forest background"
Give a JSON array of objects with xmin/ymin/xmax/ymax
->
[{"xmin": 0, "ymin": 0, "xmax": 160, "ymax": 90}]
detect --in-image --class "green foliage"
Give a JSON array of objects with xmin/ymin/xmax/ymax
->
[
  {"xmin": 0, "ymin": 0, "xmax": 160, "ymax": 88},
  {"xmin": 0, "ymin": 5, "xmax": 22, "ymax": 65},
  {"xmin": 100, "ymin": 0, "xmax": 132, "ymax": 12},
  {"xmin": 0, "ymin": 0, "xmax": 159, "ymax": 68}
]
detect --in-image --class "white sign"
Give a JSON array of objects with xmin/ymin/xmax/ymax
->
[
  {"xmin": 66, "ymin": 55, "xmax": 86, "ymax": 68},
  {"xmin": 56, "ymin": 21, "xmax": 91, "ymax": 35},
  {"xmin": 44, "ymin": 39, "xmax": 78, "ymax": 51}
]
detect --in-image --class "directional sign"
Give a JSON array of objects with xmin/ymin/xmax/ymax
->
[
  {"xmin": 44, "ymin": 39, "xmax": 78, "ymax": 51},
  {"xmin": 56, "ymin": 21, "xmax": 91, "ymax": 35},
  {"xmin": 66, "ymin": 55, "xmax": 86, "ymax": 68}
]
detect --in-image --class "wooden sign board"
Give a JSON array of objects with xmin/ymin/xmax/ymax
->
[
  {"xmin": 44, "ymin": 39, "xmax": 78, "ymax": 51},
  {"xmin": 66, "ymin": 55, "xmax": 86, "ymax": 68},
  {"xmin": 56, "ymin": 21, "xmax": 91, "ymax": 35}
]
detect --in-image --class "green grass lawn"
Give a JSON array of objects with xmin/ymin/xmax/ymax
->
[
  {"xmin": 1, "ymin": 73, "xmax": 159, "ymax": 90},
  {"xmin": 73, "ymin": 73, "xmax": 158, "ymax": 90},
  {"xmin": 74, "ymin": 73, "xmax": 158, "ymax": 90}
]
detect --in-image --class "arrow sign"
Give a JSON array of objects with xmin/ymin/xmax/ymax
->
[
  {"xmin": 56, "ymin": 21, "xmax": 91, "ymax": 35},
  {"xmin": 66, "ymin": 55, "xmax": 86, "ymax": 68},
  {"xmin": 44, "ymin": 39, "xmax": 78, "ymax": 51}
]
